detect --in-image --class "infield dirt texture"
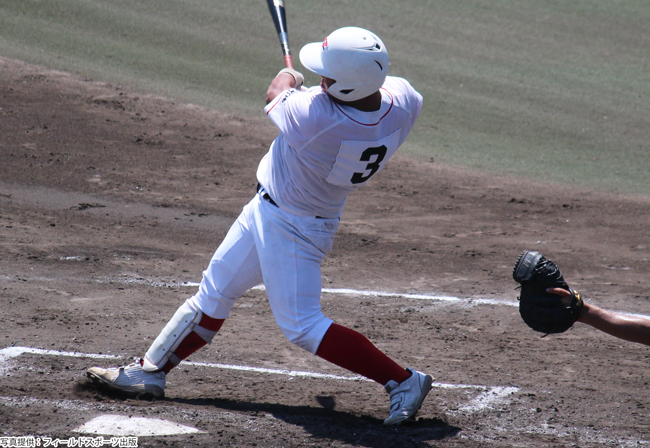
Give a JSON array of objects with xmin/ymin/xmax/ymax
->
[{"xmin": 1, "ymin": 1, "xmax": 650, "ymax": 447}]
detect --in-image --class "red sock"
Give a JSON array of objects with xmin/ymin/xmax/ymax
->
[
  {"xmin": 161, "ymin": 315, "xmax": 224, "ymax": 373},
  {"xmin": 315, "ymin": 323, "xmax": 411, "ymax": 385}
]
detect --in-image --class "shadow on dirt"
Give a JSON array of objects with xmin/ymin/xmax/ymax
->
[
  {"xmin": 169, "ymin": 396, "xmax": 461, "ymax": 448},
  {"xmin": 76, "ymin": 378, "xmax": 461, "ymax": 447}
]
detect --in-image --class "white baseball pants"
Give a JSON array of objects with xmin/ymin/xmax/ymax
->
[{"xmin": 188, "ymin": 192, "xmax": 340, "ymax": 354}]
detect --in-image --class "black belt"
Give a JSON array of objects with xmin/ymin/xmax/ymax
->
[
  {"xmin": 257, "ymin": 183, "xmax": 278, "ymax": 207},
  {"xmin": 256, "ymin": 183, "xmax": 327, "ymax": 219}
]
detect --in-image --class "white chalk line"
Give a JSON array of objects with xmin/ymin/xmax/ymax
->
[
  {"xmin": 98, "ymin": 276, "xmax": 520, "ymax": 308},
  {"xmin": 115, "ymin": 278, "xmax": 650, "ymax": 320},
  {"xmin": 0, "ymin": 346, "xmax": 517, "ymax": 414},
  {"xmin": 8, "ymin": 272, "xmax": 650, "ymax": 319},
  {"xmin": 0, "ymin": 273, "xmax": 517, "ymax": 307},
  {"xmin": 100, "ymin": 276, "xmax": 650, "ymax": 319}
]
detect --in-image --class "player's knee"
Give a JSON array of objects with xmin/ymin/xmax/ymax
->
[
  {"xmin": 285, "ymin": 331, "xmax": 319, "ymax": 353},
  {"xmin": 278, "ymin": 318, "xmax": 333, "ymax": 354},
  {"xmin": 188, "ymin": 291, "xmax": 235, "ymax": 320}
]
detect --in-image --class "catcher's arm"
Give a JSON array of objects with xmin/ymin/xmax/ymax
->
[{"xmin": 548, "ymin": 287, "xmax": 650, "ymax": 346}]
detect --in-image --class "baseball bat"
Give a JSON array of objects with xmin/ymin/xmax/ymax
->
[{"xmin": 266, "ymin": 0, "xmax": 294, "ymax": 69}]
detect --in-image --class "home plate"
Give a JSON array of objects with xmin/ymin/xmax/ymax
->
[{"xmin": 74, "ymin": 414, "xmax": 204, "ymax": 436}]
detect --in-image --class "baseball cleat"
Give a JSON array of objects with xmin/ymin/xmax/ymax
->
[
  {"xmin": 86, "ymin": 360, "xmax": 166, "ymax": 399},
  {"xmin": 383, "ymin": 368, "xmax": 433, "ymax": 425}
]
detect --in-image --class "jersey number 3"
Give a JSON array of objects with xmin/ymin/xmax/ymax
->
[
  {"xmin": 326, "ymin": 130, "xmax": 401, "ymax": 187},
  {"xmin": 350, "ymin": 146, "xmax": 387, "ymax": 184}
]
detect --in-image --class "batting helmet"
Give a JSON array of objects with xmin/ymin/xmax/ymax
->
[{"xmin": 299, "ymin": 27, "xmax": 389, "ymax": 102}]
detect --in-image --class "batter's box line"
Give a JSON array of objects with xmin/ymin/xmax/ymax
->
[
  {"xmin": 1, "ymin": 346, "xmax": 517, "ymax": 413},
  {"xmin": 94, "ymin": 276, "xmax": 521, "ymax": 308},
  {"xmin": 8, "ymin": 273, "xmax": 650, "ymax": 318}
]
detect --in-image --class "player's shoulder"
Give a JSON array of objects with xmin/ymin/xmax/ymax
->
[
  {"xmin": 383, "ymin": 76, "xmax": 419, "ymax": 95},
  {"xmin": 265, "ymin": 86, "xmax": 340, "ymax": 134},
  {"xmin": 382, "ymin": 76, "xmax": 423, "ymax": 110},
  {"xmin": 267, "ymin": 86, "xmax": 331, "ymax": 112}
]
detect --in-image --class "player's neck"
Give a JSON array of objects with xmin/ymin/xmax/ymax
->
[{"xmin": 332, "ymin": 91, "xmax": 382, "ymax": 112}]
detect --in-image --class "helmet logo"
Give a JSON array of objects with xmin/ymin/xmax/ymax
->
[{"xmin": 322, "ymin": 37, "xmax": 329, "ymax": 51}]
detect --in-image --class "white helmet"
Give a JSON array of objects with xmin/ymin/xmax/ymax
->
[{"xmin": 299, "ymin": 27, "xmax": 389, "ymax": 102}]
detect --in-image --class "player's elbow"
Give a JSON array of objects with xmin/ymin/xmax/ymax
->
[{"xmin": 265, "ymin": 89, "xmax": 280, "ymax": 104}]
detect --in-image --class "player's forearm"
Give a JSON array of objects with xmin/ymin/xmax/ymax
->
[
  {"xmin": 265, "ymin": 73, "xmax": 297, "ymax": 104},
  {"xmin": 578, "ymin": 302, "xmax": 650, "ymax": 346}
]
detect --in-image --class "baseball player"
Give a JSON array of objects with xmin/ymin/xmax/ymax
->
[{"xmin": 87, "ymin": 26, "xmax": 432, "ymax": 425}]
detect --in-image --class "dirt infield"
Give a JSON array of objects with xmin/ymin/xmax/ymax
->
[{"xmin": 1, "ymin": 57, "xmax": 649, "ymax": 447}]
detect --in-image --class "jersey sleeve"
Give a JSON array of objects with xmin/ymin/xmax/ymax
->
[
  {"xmin": 386, "ymin": 77, "xmax": 423, "ymax": 130},
  {"xmin": 264, "ymin": 87, "xmax": 333, "ymax": 151}
]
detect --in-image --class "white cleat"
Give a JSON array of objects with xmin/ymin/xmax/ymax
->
[
  {"xmin": 383, "ymin": 368, "xmax": 433, "ymax": 425},
  {"xmin": 86, "ymin": 360, "xmax": 166, "ymax": 399}
]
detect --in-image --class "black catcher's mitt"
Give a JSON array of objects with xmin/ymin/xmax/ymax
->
[{"xmin": 512, "ymin": 250, "xmax": 583, "ymax": 334}]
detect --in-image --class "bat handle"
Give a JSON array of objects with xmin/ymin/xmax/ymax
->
[{"xmin": 277, "ymin": 32, "xmax": 293, "ymax": 69}]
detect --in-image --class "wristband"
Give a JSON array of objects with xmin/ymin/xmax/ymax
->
[{"xmin": 277, "ymin": 68, "xmax": 304, "ymax": 90}]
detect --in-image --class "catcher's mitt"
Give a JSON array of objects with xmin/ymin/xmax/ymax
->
[{"xmin": 512, "ymin": 250, "xmax": 583, "ymax": 334}]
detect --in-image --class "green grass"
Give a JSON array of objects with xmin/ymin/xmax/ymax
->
[{"xmin": 1, "ymin": 0, "xmax": 648, "ymax": 195}]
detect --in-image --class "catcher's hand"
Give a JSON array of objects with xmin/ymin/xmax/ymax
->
[{"xmin": 512, "ymin": 250, "xmax": 583, "ymax": 334}]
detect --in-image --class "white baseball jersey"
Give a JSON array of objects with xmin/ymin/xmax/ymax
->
[{"xmin": 258, "ymin": 76, "xmax": 423, "ymax": 218}]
